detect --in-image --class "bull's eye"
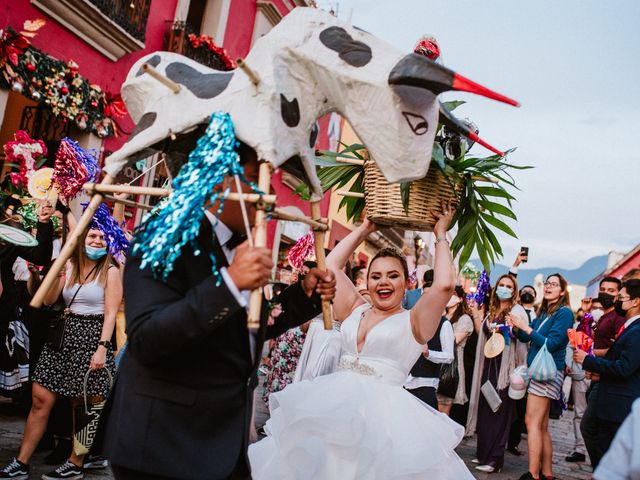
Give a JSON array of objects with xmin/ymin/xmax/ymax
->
[{"xmin": 402, "ymin": 112, "xmax": 429, "ymax": 136}]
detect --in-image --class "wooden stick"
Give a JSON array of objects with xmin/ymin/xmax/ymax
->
[
  {"xmin": 30, "ymin": 174, "xmax": 115, "ymax": 308},
  {"xmin": 234, "ymin": 174, "xmax": 254, "ymax": 247},
  {"xmin": 336, "ymin": 190, "xmax": 365, "ymax": 198},
  {"xmin": 271, "ymin": 207, "xmax": 329, "ymax": 231},
  {"xmin": 471, "ymin": 175, "xmax": 499, "ymax": 184},
  {"xmin": 310, "ymin": 201, "xmax": 332, "ymax": 330},
  {"xmin": 247, "ymin": 162, "xmax": 272, "ymax": 329},
  {"xmin": 335, "ymin": 157, "xmax": 365, "ymax": 166},
  {"xmin": 104, "ymin": 195, "xmax": 153, "ymax": 210},
  {"xmin": 236, "ymin": 58, "xmax": 261, "ymax": 86},
  {"xmin": 83, "ymin": 183, "xmax": 277, "ymax": 204},
  {"xmin": 142, "ymin": 63, "xmax": 181, "ymax": 93}
]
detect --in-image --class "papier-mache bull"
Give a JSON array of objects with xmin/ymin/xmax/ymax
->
[{"xmin": 103, "ymin": 7, "xmax": 517, "ymax": 200}]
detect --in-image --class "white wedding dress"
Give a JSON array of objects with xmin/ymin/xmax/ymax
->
[{"xmin": 249, "ymin": 304, "xmax": 473, "ymax": 479}]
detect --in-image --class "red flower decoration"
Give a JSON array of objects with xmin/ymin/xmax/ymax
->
[
  {"xmin": 0, "ymin": 27, "xmax": 30, "ymax": 67},
  {"xmin": 103, "ymin": 91, "xmax": 127, "ymax": 118}
]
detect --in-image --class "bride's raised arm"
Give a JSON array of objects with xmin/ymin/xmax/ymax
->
[
  {"xmin": 326, "ymin": 219, "xmax": 377, "ymax": 320},
  {"xmin": 410, "ymin": 200, "xmax": 456, "ymax": 344}
]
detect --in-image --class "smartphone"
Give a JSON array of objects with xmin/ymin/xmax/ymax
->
[{"xmin": 520, "ymin": 246, "xmax": 529, "ymax": 263}]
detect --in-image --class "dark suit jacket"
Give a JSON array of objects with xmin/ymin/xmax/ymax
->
[
  {"xmin": 583, "ymin": 317, "xmax": 640, "ymax": 424},
  {"xmin": 102, "ymin": 219, "xmax": 321, "ymax": 479}
]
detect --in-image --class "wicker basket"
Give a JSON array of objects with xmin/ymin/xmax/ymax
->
[{"xmin": 363, "ymin": 160, "xmax": 462, "ymax": 231}]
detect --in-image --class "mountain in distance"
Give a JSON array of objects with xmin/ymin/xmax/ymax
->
[{"xmin": 470, "ymin": 255, "xmax": 608, "ymax": 287}]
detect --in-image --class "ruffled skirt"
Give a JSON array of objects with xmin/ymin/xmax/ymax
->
[{"xmin": 249, "ymin": 370, "xmax": 473, "ymax": 479}]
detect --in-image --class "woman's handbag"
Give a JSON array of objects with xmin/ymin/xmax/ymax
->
[
  {"xmin": 437, "ymin": 356, "xmax": 459, "ymax": 398},
  {"xmin": 46, "ymin": 265, "xmax": 98, "ymax": 352},
  {"xmin": 480, "ymin": 380, "xmax": 502, "ymax": 412},
  {"xmin": 529, "ymin": 339, "xmax": 558, "ymax": 382},
  {"xmin": 45, "ymin": 313, "xmax": 68, "ymax": 352},
  {"xmin": 73, "ymin": 368, "xmax": 113, "ymax": 456}
]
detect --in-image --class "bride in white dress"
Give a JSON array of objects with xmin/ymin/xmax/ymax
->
[{"xmin": 249, "ymin": 201, "xmax": 473, "ymax": 479}]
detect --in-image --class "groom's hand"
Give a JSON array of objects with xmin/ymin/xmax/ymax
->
[
  {"xmin": 227, "ymin": 241, "xmax": 273, "ymax": 291},
  {"xmin": 302, "ymin": 268, "xmax": 336, "ymax": 301}
]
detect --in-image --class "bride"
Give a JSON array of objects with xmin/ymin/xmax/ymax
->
[{"xmin": 249, "ymin": 201, "xmax": 473, "ymax": 479}]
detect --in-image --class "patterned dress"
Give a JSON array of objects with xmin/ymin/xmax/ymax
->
[{"xmin": 261, "ymin": 327, "xmax": 306, "ymax": 406}]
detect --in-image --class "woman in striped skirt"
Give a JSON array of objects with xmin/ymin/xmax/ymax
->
[{"xmin": 510, "ymin": 273, "xmax": 574, "ymax": 480}]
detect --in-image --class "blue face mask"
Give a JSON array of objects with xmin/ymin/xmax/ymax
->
[
  {"xmin": 85, "ymin": 245, "xmax": 107, "ymax": 261},
  {"xmin": 496, "ymin": 286, "xmax": 513, "ymax": 301}
]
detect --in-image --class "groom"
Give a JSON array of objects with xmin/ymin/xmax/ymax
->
[{"xmin": 102, "ymin": 148, "xmax": 336, "ymax": 480}]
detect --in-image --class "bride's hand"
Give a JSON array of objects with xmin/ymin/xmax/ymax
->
[
  {"xmin": 359, "ymin": 217, "xmax": 378, "ymax": 235},
  {"xmin": 433, "ymin": 199, "xmax": 455, "ymax": 238}
]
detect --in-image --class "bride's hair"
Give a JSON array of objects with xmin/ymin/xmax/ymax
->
[{"xmin": 368, "ymin": 248, "xmax": 409, "ymax": 280}]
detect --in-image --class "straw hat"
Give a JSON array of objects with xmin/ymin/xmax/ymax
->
[{"xmin": 484, "ymin": 331, "xmax": 505, "ymax": 358}]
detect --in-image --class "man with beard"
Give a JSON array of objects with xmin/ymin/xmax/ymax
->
[{"xmin": 579, "ymin": 276, "xmax": 625, "ymax": 468}]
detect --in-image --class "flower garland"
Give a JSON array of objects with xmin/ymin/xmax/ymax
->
[
  {"xmin": 187, "ymin": 33, "xmax": 236, "ymax": 70},
  {"xmin": 0, "ymin": 22, "xmax": 125, "ymax": 137},
  {"xmin": 3, "ymin": 130, "xmax": 47, "ymax": 190}
]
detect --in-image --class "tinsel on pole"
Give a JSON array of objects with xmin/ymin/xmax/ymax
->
[{"xmin": 53, "ymin": 137, "xmax": 99, "ymax": 201}]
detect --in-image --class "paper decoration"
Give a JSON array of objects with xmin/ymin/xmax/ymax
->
[{"xmin": 103, "ymin": 8, "xmax": 517, "ymax": 199}]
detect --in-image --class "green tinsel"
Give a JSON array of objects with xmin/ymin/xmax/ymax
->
[{"xmin": 17, "ymin": 201, "xmax": 60, "ymax": 231}]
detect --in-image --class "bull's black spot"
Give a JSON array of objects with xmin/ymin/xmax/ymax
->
[
  {"xmin": 165, "ymin": 62, "xmax": 233, "ymax": 99},
  {"xmin": 319, "ymin": 26, "xmax": 372, "ymax": 67},
  {"xmin": 280, "ymin": 94, "xmax": 300, "ymax": 127},
  {"xmin": 281, "ymin": 155, "xmax": 312, "ymax": 186},
  {"xmin": 309, "ymin": 123, "xmax": 319, "ymax": 148},
  {"xmin": 402, "ymin": 112, "xmax": 429, "ymax": 136},
  {"xmin": 126, "ymin": 112, "xmax": 157, "ymax": 142},
  {"xmin": 136, "ymin": 55, "xmax": 161, "ymax": 77}
]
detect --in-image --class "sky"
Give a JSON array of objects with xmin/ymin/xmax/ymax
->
[{"xmin": 315, "ymin": 0, "xmax": 640, "ymax": 269}]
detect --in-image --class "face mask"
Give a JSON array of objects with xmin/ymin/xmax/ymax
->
[
  {"xmin": 597, "ymin": 293, "xmax": 615, "ymax": 310},
  {"xmin": 447, "ymin": 296, "xmax": 462, "ymax": 309},
  {"xmin": 614, "ymin": 300, "xmax": 628, "ymax": 318},
  {"xmin": 496, "ymin": 286, "xmax": 513, "ymax": 301},
  {"xmin": 520, "ymin": 292, "xmax": 535, "ymax": 304},
  {"xmin": 85, "ymin": 245, "xmax": 107, "ymax": 261},
  {"xmin": 591, "ymin": 309, "xmax": 604, "ymax": 322}
]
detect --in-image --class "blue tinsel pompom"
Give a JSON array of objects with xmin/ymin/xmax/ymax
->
[{"xmin": 131, "ymin": 112, "xmax": 258, "ymax": 281}]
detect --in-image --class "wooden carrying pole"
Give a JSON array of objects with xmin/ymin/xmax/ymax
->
[
  {"xmin": 30, "ymin": 174, "xmax": 115, "ymax": 308},
  {"xmin": 247, "ymin": 162, "xmax": 272, "ymax": 329},
  {"xmin": 83, "ymin": 183, "xmax": 278, "ymax": 205},
  {"xmin": 311, "ymin": 201, "xmax": 332, "ymax": 330}
]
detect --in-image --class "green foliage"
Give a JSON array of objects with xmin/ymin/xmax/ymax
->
[{"xmin": 296, "ymin": 116, "xmax": 531, "ymax": 273}]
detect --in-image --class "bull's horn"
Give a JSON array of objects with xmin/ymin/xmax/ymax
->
[
  {"xmin": 439, "ymin": 103, "xmax": 504, "ymax": 156},
  {"xmin": 389, "ymin": 54, "xmax": 520, "ymax": 107}
]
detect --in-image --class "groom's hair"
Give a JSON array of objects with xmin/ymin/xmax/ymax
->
[{"xmin": 368, "ymin": 248, "xmax": 409, "ymax": 281}]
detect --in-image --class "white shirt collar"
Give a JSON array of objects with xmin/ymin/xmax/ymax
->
[
  {"xmin": 204, "ymin": 210, "xmax": 233, "ymax": 247},
  {"xmin": 624, "ymin": 314, "xmax": 640, "ymax": 329}
]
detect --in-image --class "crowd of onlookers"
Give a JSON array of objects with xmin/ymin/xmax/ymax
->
[
  {"xmin": 0, "ymin": 196, "xmax": 128, "ymax": 479},
  {"xmin": 255, "ymin": 251, "xmax": 640, "ymax": 480}
]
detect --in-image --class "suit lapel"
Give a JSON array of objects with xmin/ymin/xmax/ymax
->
[{"xmin": 612, "ymin": 318, "xmax": 640, "ymax": 347}]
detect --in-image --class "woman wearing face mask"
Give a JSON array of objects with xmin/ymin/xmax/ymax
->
[
  {"xmin": 437, "ymin": 285, "xmax": 474, "ymax": 415},
  {"xmin": 250, "ymin": 202, "xmax": 475, "ymax": 479},
  {"xmin": 466, "ymin": 274, "xmax": 528, "ymax": 473},
  {"xmin": 1, "ymin": 225, "xmax": 123, "ymax": 480},
  {"xmin": 509, "ymin": 274, "xmax": 574, "ymax": 480}
]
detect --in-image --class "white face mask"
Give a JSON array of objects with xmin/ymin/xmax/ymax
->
[{"xmin": 591, "ymin": 309, "xmax": 604, "ymax": 322}]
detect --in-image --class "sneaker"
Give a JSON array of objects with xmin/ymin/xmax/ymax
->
[
  {"xmin": 0, "ymin": 458, "xmax": 29, "ymax": 479},
  {"xmin": 42, "ymin": 460, "xmax": 84, "ymax": 480},
  {"xmin": 475, "ymin": 464, "xmax": 501, "ymax": 473},
  {"xmin": 83, "ymin": 455, "xmax": 108, "ymax": 470}
]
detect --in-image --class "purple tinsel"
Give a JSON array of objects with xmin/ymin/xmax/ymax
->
[
  {"xmin": 84, "ymin": 203, "xmax": 129, "ymax": 259},
  {"xmin": 474, "ymin": 270, "xmax": 490, "ymax": 305}
]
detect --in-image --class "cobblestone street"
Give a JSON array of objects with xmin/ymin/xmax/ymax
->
[{"xmin": 2, "ymin": 398, "xmax": 593, "ymax": 480}]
